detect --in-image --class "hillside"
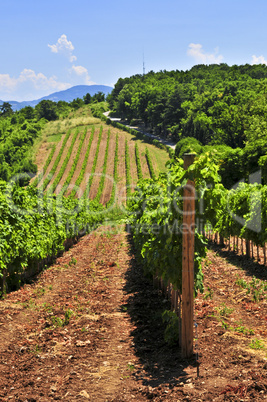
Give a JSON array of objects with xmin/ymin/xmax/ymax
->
[
  {"xmin": 31, "ymin": 104, "xmax": 169, "ymax": 205},
  {"xmin": 0, "ymin": 89, "xmax": 266, "ymax": 401},
  {"xmin": 1, "ymin": 85, "xmax": 113, "ymax": 111}
]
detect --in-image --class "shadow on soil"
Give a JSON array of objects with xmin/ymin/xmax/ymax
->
[
  {"xmin": 207, "ymin": 241, "xmax": 267, "ymax": 282},
  {"xmin": 121, "ymin": 233, "xmax": 198, "ymax": 389}
]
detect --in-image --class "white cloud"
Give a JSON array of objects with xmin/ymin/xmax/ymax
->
[
  {"xmin": 71, "ymin": 65, "xmax": 88, "ymax": 76},
  {"xmin": 187, "ymin": 43, "xmax": 223, "ymax": 64},
  {"xmin": 0, "ymin": 74, "xmax": 17, "ymax": 92},
  {"xmin": 48, "ymin": 34, "xmax": 77, "ymax": 62},
  {"xmin": 48, "ymin": 35, "xmax": 94, "ymax": 85},
  {"xmin": 18, "ymin": 69, "xmax": 69, "ymax": 90},
  {"xmin": 0, "ymin": 69, "xmax": 71, "ymax": 100},
  {"xmin": 0, "ymin": 35, "xmax": 94, "ymax": 101},
  {"xmin": 251, "ymin": 55, "xmax": 267, "ymax": 65},
  {"xmin": 70, "ymin": 65, "xmax": 95, "ymax": 85}
]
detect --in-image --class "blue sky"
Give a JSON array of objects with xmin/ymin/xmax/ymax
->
[{"xmin": 1, "ymin": 0, "xmax": 267, "ymax": 101}]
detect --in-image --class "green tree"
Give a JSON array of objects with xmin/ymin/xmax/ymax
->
[
  {"xmin": 92, "ymin": 91, "xmax": 105, "ymax": 103},
  {"xmin": 20, "ymin": 106, "xmax": 35, "ymax": 120},
  {"xmin": 0, "ymin": 102, "xmax": 13, "ymax": 117},
  {"xmin": 70, "ymin": 98, "xmax": 83, "ymax": 110},
  {"xmin": 35, "ymin": 100, "xmax": 58, "ymax": 121},
  {"xmin": 83, "ymin": 93, "xmax": 92, "ymax": 104}
]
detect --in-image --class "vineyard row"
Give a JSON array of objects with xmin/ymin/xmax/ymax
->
[{"xmin": 33, "ymin": 125, "xmax": 156, "ymax": 205}]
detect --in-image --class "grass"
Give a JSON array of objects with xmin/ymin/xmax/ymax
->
[
  {"xmin": 216, "ymin": 303, "xmax": 234, "ymax": 317},
  {"xmin": 249, "ymin": 338, "xmax": 266, "ymax": 350},
  {"xmin": 40, "ymin": 105, "xmax": 100, "ymax": 143},
  {"xmin": 47, "ymin": 133, "xmax": 62, "ymax": 143},
  {"xmin": 147, "ymin": 143, "xmax": 169, "ymax": 174},
  {"xmin": 51, "ymin": 308, "xmax": 74, "ymax": 327},
  {"xmin": 235, "ymin": 275, "xmax": 267, "ymax": 302}
]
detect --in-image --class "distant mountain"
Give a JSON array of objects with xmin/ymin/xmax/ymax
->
[{"xmin": 0, "ymin": 85, "xmax": 113, "ymax": 111}]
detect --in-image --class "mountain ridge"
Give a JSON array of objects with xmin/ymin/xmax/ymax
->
[{"xmin": 0, "ymin": 84, "xmax": 113, "ymax": 111}]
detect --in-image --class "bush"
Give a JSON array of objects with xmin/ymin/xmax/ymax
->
[{"xmin": 175, "ymin": 137, "xmax": 203, "ymax": 159}]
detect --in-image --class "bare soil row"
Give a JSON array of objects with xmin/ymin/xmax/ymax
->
[
  {"xmin": 34, "ymin": 124, "xmax": 169, "ymax": 205},
  {"xmin": 0, "ymin": 229, "xmax": 266, "ymax": 401}
]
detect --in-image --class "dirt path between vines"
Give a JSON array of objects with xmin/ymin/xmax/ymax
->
[{"xmin": 0, "ymin": 228, "xmax": 266, "ymax": 401}]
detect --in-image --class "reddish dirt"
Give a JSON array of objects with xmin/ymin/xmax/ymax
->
[
  {"xmin": 33, "ymin": 119, "xmax": 168, "ymax": 205},
  {"xmin": 34, "ymin": 135, "xmax": 64, "ymax": 187},
  {"xmin": 45, "ymin": 133, "xmax": 75, "ymax": 192},
  {"xmin": 89, "ymin": 130, "xmax": 108, "ymax": 199},
  {"xmin": 100, "ymin": 134, "xmax": 116, "ymax": 205},
  {"xmin": 54, "ymin": 131, "xmax": 82, "ymax": 195},
  {"xmin": 33, "ymin": 141, "xmax": 54, "ymax": 173},
  {"xmin": 0, "ymin": 228, "xmax": 266, "ymax": 401},
  {"xmin": 116, "ymin": 134, "xmax": 127, "ymax": 208},
  {"xmin": 79, "ymin": 128, "xmax": 101, "ymax": 197},
  {"xmin": 64, "ymin": 129, "xmax": 92, "ymax": 197}
]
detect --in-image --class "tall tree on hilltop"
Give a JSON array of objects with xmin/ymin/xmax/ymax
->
[{"xmin": 0, "ymin": 102, "xmax": 13, "ymax": 117}]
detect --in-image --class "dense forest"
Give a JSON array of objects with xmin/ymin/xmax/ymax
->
[{"xmin": 108, "ymin": 63, "xmax": 267, "ymax": 188}]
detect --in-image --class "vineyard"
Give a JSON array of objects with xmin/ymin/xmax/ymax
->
[
  {"xmin": 0, "ymin": 98, "xmax": 266, "ymax": 400},
  {"xmin": 32, "ymin": 118, "xmax": 169, "ymax": 206}
]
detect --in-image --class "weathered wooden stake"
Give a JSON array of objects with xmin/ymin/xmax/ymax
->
[
  {"xmin": 246, "ymin": 239, "xmax": 250, "ymax": 257},
  {"xmin": 182, "ymin": 153, "xmax": 195, "ymax": 359}
]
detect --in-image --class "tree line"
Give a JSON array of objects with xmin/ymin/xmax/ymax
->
[{"xmin": 107, "ymin": 63, "xmax": 267, "ymax": 187}]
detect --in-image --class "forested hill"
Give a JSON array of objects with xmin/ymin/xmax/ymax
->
[
  {"xmin": 108, "ymin": 63, "xmax": 267, "ymax": 148},
  {"xmin": 108, "ymin": 63, "xmax": 267, "ymax": 188}
]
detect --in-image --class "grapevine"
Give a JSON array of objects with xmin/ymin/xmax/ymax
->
[
  {"xmin": 135, "ymin": 142, "xmax": 143, "ymax": 180},
  {"xmin": 94, "ymin": 129, "xmax": 111, "ymax": 202},
  {"xmin": 145, "ymin": 146, "xmax": 156, "ymax": 180},
  {"xmin": 125, "ymin": 138, "xmax": 131, "ymax": 202},
  {"xmin": 83, "ymin": 125, "xmax": 103, "ymax": 200},
  {"xmin": 69, "ymin": 126, "xmax": 95, "ymax": 198},
  {"xmin": 40, "ymin": 129, "xmax": 72, "ymax": 191},
  {"xmin": 0, "ymin": 179, "xmax": 104, "ymax": 295},
  {"xmin": 106, "ymin": 133, "xmax": 119, "ymax": 207},
  {"xmin": 60, "ymin": 126, "xmax": 88, "ymax": 196},
  {"xmin": 48, "ymin": 127, "xmax": 80, "ymax": 194}
]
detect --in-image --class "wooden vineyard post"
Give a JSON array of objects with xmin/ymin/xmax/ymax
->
[{"xmin": 182, "ymin": 153, "xmax": 195, "ymax": 359}]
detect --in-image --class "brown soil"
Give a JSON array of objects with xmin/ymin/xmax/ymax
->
[
  {"xmin": 45, "ymin": 133, "xmax": 75, "ymax": 192},
  {"xmin": 99, "ymin": 134, "xmax": 116, "ymax": 205},
  {"xmin": 116, "ymin": 133, "xmax": 127, "ymax": 208},
  {"xmin": 89, "ymin": 130, "xmax": 108, "ymax": 199},
  {"xmin": 34, "ymin": 136, "xmax": 64, "ymax": 187},
  {"xmin": 64, "ymin": 129, "xmax": 92, "ymax": 197},
  {"xmin": 54, "ymin": 131, "xmax": 82, "ymax": 195},
  {"xmin": 32, "ymin": 119, "xmax": 169, "ymax": 205},
  {"xmin": 79, "ymin": 128, "xmax": 100, "ymax": 197},
  {"xmin": 0, "ymin": 228, "xmax": 266, "ymax": 401},
  {"xmin": 33, "ymin": 142, "xmax": 53, "ymax": 173}
]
